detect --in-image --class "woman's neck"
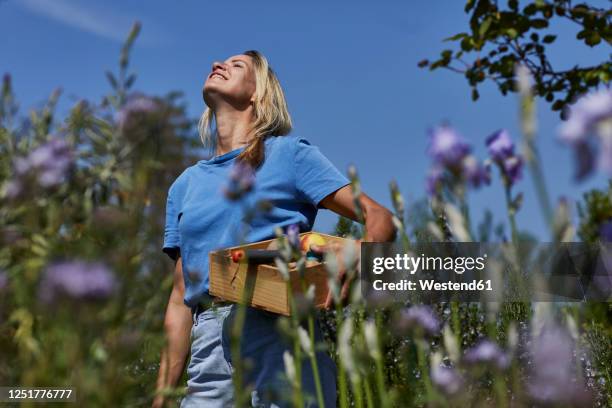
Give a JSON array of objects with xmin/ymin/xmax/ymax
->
[{"xmin": 214, "ymin": 103, "xmax": 254, "ymax": 156}]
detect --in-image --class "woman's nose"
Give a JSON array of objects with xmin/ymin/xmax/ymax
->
[{"xmin": 212, "ymin": 61, "xmax": 227, "ymax": 72}]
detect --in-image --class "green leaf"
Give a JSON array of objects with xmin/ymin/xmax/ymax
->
[
  {"xmin": 552, "ymin": 100, "xmax": 564, "ymax": 111},
  {"xmin": 125, "ymin": 74, "xmax": 137, "ymax": 89},
  {"xmin": 524, "ymin": 4, "xmax": 537, "ymax": 15},
  {"xmin": 461, "ymin": 37, "xmax": 474, "ymax": 51},
  {"xmin": 105, "ymin": 71, "xmax": 118, "ymax": 91},
  {"xmin": 479, "ymin": 16, "xmax": 493, "ymax": 38},
  {"xmin": 430, "ymin": 59, "xmax": 448, "ymax": 70},
  {"xmin": 471, "ymin": 88, "xmax": 480, "ymax": 101},
  {"xmin": 543, "ymin": 35, "xmax": 556, "ymax": 43},
  {"xmin": 465, "ymin": 0, "xmax": 476, "ymax": 13},
  {"xmin": 530, "ymin": 19, "xmax": 549, "ymax": 29},
  {"xmin": 571, "ymin": 5, "xmax": 589, "ymax": 18},
  {"xmin": 443, "ymin": 32, "xmax": 468, "ymax": 42},
  {"xmin": 585, "ymin": 32, "xmax": 601, "ymax": 46},
  {"xmin": 511, "ymin": 192, "xmax": 523, "ymax": 212},
  {"xmin": 125, "ymin": 21, "xmax": 142, "ymax": 49}
]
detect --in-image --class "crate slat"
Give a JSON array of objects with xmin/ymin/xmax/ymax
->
[{"xmin": 209, "ymin": 232, "xmax": 353, "ymax": 315}]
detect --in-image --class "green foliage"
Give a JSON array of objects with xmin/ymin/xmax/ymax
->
[
  {"xmin": 419, "ymin": 0, "xmax": 611, "ymax": 115},
  {"xmin": 577, "ymin": 180, "xmax": 612, "ymax": 243},
  {"xmin": 332, "ymin": 215, "xmax": 362, "ymax": 238},
  {"xmin": 0, "ymin": 23, "xmax": 199, "ymax": 406}
]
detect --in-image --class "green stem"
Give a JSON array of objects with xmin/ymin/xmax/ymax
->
[
  {"xmin": 454, "ymin": 183, "xmax": 474, "ymax": 240},
  {"xmin": 493, "ymin": 373, "xmax": 507, "ymax": 408},
  {"xmin": 297, "ymin": 272, "xmax": 325, "ymax": 408},
  {"xmin": 527, "ymin": 151, "xmax": 553, "ymax": 232},
  {"xmin": 230, "ymin": 264, "xmax": 259, "ymax": 406},
  {"xmin": 363, "ymin": 376, "xmax": 374, "ymax": 408},
  {"xmin": 451, "ymin": 301, "xmax": 461, "ymax": 348},
  {"xmin": 373, "ymin": 312, "xmax": 390, "ymax": 408},
  {"xmin": 336, "ymin": 305, "xmax": 349, "ymax": 408},
  {"xmin": 415, "ymin": 339, "xmax": 434, "ymax": 402},
  {"xmin": 352, "ymin": 379, "xmax": 364, "ymax": 408},
  {"xmin": 504, "ymin": 183, "xmax": 519, "ymax": 244},
  {"xmin": 307, "ymin": 315, "xmax": 325, "ymax": 408},
  {"xmin": 286, "ymin": 282, "xmax": 304, "ymax": 408},
  {"xmin": 231, "ymin": 295, "xmax": 249, "ymax": 406}
]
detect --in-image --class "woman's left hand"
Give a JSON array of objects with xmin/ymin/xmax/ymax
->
[{"xmin": 310, "ymin": 239, "xmax": 362, "ymax": 309}]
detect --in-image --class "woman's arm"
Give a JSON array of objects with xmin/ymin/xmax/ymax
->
[
  {"xmin": 152, "ymin": 256, "xmax": 193, "ymax": 408},
  {"xmin": 318, "ymin": 185, "xmax": 396, "ymax": 307},
  {"xmin": 319, "ymin": 185, "xmax": 397, "ymax": 242}
]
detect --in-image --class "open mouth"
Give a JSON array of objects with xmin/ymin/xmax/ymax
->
[{"xmin": 211, "ymin": 73, "xmax": 226, "ymax": 80}]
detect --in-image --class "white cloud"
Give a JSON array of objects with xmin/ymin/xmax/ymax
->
[{"xmin": 18, "ymin": 0, "xmax": 164, "ymax": 45}]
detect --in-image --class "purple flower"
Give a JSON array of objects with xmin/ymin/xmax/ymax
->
[
  {"xmin": 6, "ymin": 138, "xmax": 74, "ymax": 198},
  {"xmin": 558, "ymin": 89, "xmax": 612, "ymax": 180},
  {"xmin": 431, "ymin": 364, "xmax": 463, "ymax": 395},
  {"xmin": 528, "ymin": 325, "xmax": 591, "ymax": 405},
  {"xmin": 461, "ymin": 155, "xmax": 491, "ymax": 188},
  {"xmin": 425, "ymin": 126, "xmax": 491, "ymax": 195},
  {"xmin": 463, "ymin": 339, "xmax": 509, "ymax": 370},
  {"xmin": 427, "ymin": 126, "xmax": 471, "ymax": 168},
  {"xmin": 501, "ymin": 155, "xmax": 523, "ymax": 184},
  {"xmin": 115, "ymin": 93, "xmax": 158, "ymax": 129},
  {"xmin": 286, "ymin": 224, "xmax": 301, "ymax": 250},
  {"xmin": 559, "ymin": 89, "xmax": 612, "ymax": 143},
  {"xmin": 486, "ymin": 129, "xmax": 515, "ymax": 161},
  {"xmin": 485, "ymin": 130, "xmax": 523, "ymax": 186},
  {"xmin": 223, "ymin": 161, "xmax": 255, "ymax": 201},
  {"xmin": 394, "ymin": 305, "xmax": 440, "ymax": 336},
  {"xmin": 38, "ymin": 260, "xmax": 116, "ymax": 303},
  {"xmin": 600, "ymin": 221, "xmax": 612, "ymax": 242},
  {"xmin": 425, "ymin": 166, "xmax": 444, "ymax": 197},
  {"xmin": 32, "ymin": 138, "xmax": 73, "ymax": 187}
]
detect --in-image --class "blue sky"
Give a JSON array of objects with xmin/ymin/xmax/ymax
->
[{"xmin": 2, "ymin": 0, "xmax": 610, "ymax": 240}]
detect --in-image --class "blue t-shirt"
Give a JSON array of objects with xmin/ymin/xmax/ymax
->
[{"xmin": 162, "ymin": 134, "xmax": 351, "ymax": 307}]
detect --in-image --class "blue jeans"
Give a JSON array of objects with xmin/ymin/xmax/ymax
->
[{"xmin": 180, "ymin": 303, "xmax": 337, "ymax": 407}]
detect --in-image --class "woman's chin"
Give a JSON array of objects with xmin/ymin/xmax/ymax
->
[{"xmin": 203, "ymin": 88, "xmax": 225, "ymax": 107}]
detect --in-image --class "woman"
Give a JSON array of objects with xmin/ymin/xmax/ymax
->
[{"xmin": 153, "ymin": 50, "xmax": 396, "ymax": 408}]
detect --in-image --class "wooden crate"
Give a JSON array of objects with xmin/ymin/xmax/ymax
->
[{"xmin": 209, "ymin": 231, "xmax": 352, "ymax": 316}]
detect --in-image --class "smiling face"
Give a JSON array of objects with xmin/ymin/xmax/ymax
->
[{"xmin": 202, "ymin": 54, "xmax": 257, "ymax": 110}]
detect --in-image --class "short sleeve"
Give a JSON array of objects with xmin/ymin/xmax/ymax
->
[
  {"xmin": 294, "ymin": 137, "xmax": 351, "ymax": 207},
  {"xmin": 162, "ymin": 188, "xmax": 181, "ymax": 261}
]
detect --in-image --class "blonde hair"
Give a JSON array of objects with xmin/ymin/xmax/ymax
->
[{"xmin": 198, "ymin": 50, "xmax": 292, "ymax": 168}]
